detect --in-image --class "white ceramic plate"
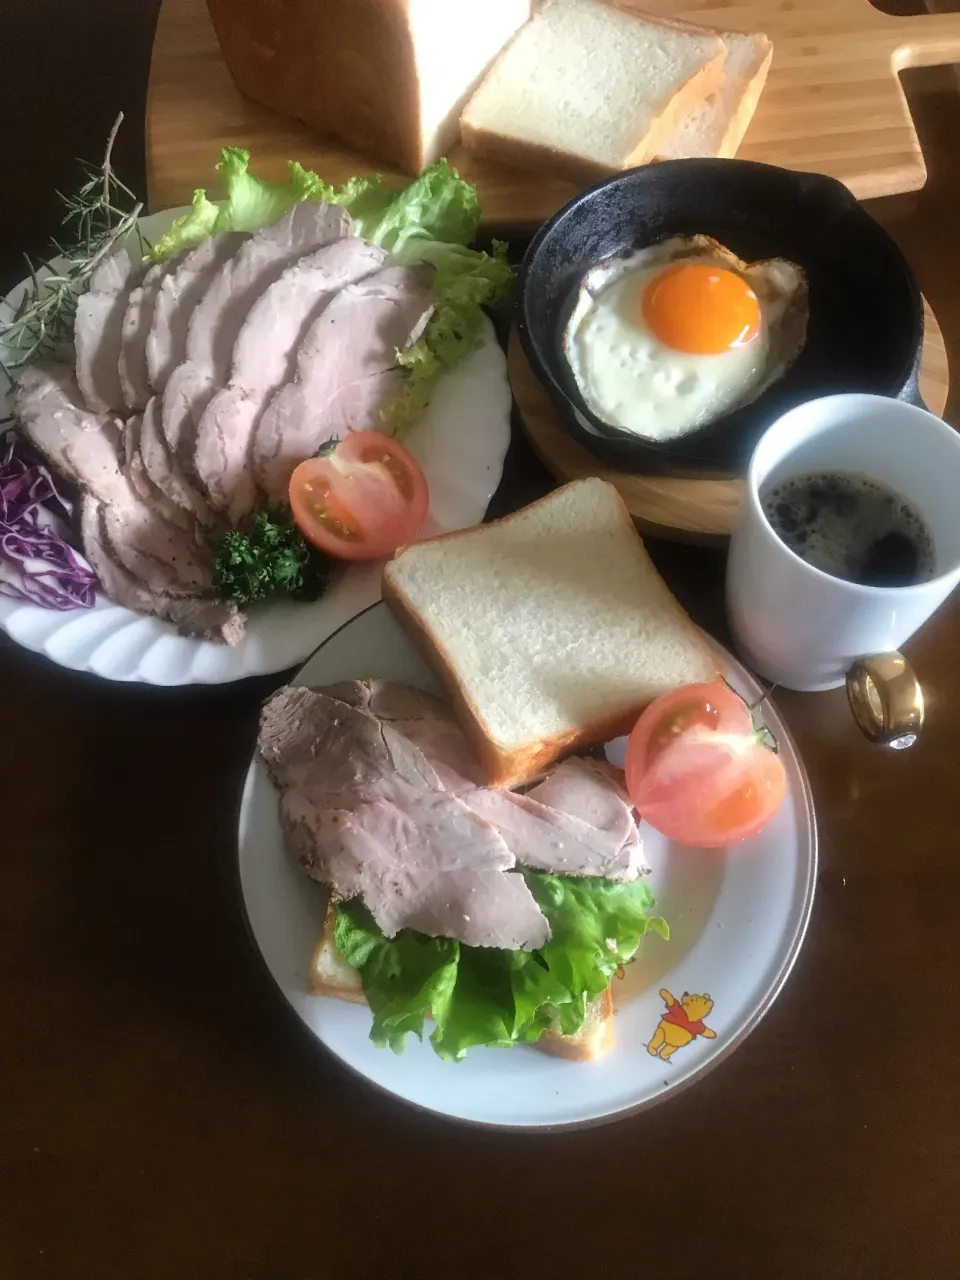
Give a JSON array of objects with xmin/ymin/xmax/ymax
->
[
  {"xmin": 0, "ymin": 210, "xmax": 511, "ymax": 684},
  {"xmin": 237, "ymin": 603, "xmax": 817, "ymax": 1130}
]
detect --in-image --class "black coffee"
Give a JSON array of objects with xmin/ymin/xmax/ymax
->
[{"xmin": 761, "ymin": 470, "xmax": 936, "ymax": 587}]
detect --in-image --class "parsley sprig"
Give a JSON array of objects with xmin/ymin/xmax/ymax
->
[{"xmin": 212, "ymin": 508, "xmax": 333, "ymax": 605}]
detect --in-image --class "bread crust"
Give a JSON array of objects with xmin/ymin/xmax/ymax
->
[
  {"xmin": 533, "ymin": 985, "xmax": 615, "ymax": 1061},
  {"xmin": 628, "ymin": 47, "xmax": 726, "ymax": 165},
  {"xmin": 653, "ymin": 33, "xmax": 773, "ymax": 161},
  {"xmin": 459, "ymin": 121, "xmax": 626, "ymax": 187},
  {"xmin": 383, "ymin": 480, "xmax": 720, "ymax": 790},
  {"xmin": 716, "ymin": 36, "xmax": 773, "ymax": 159}
]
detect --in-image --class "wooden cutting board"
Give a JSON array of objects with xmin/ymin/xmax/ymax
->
[{"xmin": 146, "ymin": 0, "xmax": 960, "ymax": 225}]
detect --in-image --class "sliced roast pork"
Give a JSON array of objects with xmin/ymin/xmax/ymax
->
[
  {"xmin": 140, "ymin": 396, "xmax": 217, "ymax": 528},
  {"xmin": 160, "ymin": 204, "xmax": 351, "ymax": 474},
  {"xmin": 118, "ymin": 250, "xmax": 185, "ymax": 410},
  {"xmin": 323, "ymin": 680, "xmax": 487, "ymax": 791},
  {"xmin": 16, "ymin": 360, "xmax": 227, "ymax": 619},
  {"xmin": 80, "ymin": 497, "xmax": 244, "ymax": 644},
  {"xmin": 269, "ymin": 679, "xmax": 646, "ymax": 884},
  {"xmin": 193, "ymin": 237, "xmax": 387, "ymax": 523},
  {"xmin": 120, "ymin": 415, "xmax": 193, "ymax": 532},
  {"xmin": 14, "ymin": 360, "xmax": 129, "ymax": 505},
  {"xmin": 145, "ymin": 232, "xmax": 248, "ymax": 393},
  {"xmin": 74, "ymin": 247, "xmax": 145, "ymax": 413},
  {"xmin": 361, "ymin": 681, "xmax": 646, "ymax": 880},
  {"xmin": 101, "ymin": 484, "xmax": 212, "ymax": 598},
  {"xmin": 259, "ymin": 684, "xmax": 550, "ymax": 951},
  {"xmin": 253, "ymin": 266, "xmax": 435, "ymax": 503},
  {"xmin": 465, "ymin": 758, "xmax": 646, "ymax": 883}
]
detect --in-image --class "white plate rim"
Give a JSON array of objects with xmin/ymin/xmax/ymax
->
[{"xmin": 235, "ymin": 600, "xmax": 818, "ymax": 1132}]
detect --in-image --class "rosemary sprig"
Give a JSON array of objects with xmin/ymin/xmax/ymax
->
[{"xmin": 0, "ymin": 112, "xmax": 144, "ymax": 377}]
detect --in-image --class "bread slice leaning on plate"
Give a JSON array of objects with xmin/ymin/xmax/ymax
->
[
  {"xmin": 309, "ymin": 906, "xmax": 616, "ymax": 1061},
  {"xmin": 383, "ymin": 478, "xmax": 720, "ymax": 790}
]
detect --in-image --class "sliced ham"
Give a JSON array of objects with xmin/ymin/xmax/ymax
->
[
  {"xmin": 74, "ymin": 247, "xmax": 144, "ymax": 413},
  {"xmin": 145, "ymin": 232, "xmax": 248, "ymax": 393},
  {"xmin": 80, "ymin": 497, "xmax": 244, "ymax": 644},
  {"xmin": 160, "ymin": 203, "xmax": 351, "ymax": 474},
  {"xmin": 193, "ymin": 237, "xmax": 387, "ymax": 524},
  {"xmin": 118, "ymin": 251, "xmax": 185, "ymax": 410},
  {"xmin": 259, "ymin": 684, "xmax": 550, "ymax": 951},
  {"xmin": 253, "ymin": 266, "xmax": 435, "ymax": 503}
]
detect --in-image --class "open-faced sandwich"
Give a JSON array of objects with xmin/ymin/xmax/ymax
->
[{"xmin": 258, "ymin": 478, "xmax": 729, "ymax": 1061}]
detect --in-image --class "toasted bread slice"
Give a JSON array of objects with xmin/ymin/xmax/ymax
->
[
  {"xmin": 382, "ymin": 478, "xmax": 719, "ymax": 789},
  {"xmin": 460, "ymin": 0, "xmax": 727, "ymax": 184},
  {"xmin": 309, "ymin": 906, "xmax": 615, "ymax": 1062}
]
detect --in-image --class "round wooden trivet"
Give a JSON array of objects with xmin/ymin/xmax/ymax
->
[{"xmin": 510, "ymin": 298, "xmax": 950, "ymax": 545}]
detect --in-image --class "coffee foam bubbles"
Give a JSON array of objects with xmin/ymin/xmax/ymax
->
[{"xmin": 761, "ymin": 471, "xmax": 935, "ymax": 586}]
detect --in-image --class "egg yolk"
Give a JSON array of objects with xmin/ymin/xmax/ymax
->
[{"xmin": 640, "ymin": 263, "xmax": 761, "ymax": 355}]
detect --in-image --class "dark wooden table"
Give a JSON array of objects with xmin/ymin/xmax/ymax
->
[{"xmin": 4, "ymin": 38, "xmax": 960, "ymax": 1280}]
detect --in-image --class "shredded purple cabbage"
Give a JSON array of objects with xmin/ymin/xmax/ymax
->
[{"xmin": 0, "ymin": 432, "xmax": 98, "ymax": 609}]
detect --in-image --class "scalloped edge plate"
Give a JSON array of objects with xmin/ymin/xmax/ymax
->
[{"xmin": 0, "ymin": 209, "xmax": 511, "ymax": 684}]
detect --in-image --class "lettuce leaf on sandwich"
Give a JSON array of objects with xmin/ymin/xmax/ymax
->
[
  {"xmin": 334, "ymin": 871, "xmax": 668, "ymax": 1062},
  {"xmin": 149, "ymin": 150, "xmax": 513, "ymax": 436}
]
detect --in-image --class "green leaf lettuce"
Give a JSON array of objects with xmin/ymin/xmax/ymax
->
[
  {"xmin": 334, "ymin": 872, "xmax": 668, "ymax": 1062},
  {"xmin": 150, "ymin": 148, "xmax": 333, "ymax": 261}
]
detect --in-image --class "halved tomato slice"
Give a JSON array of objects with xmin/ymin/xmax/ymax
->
[
  {"xmin": 289, "ymin": 432, "xmax": 429, "ymax": 561},
  {"xmin": 624, "ymin": 680, "xmax": 787, "ymax": 848}
]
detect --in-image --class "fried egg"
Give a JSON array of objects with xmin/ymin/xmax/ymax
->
[{"xmin": 563, "ymin": 236, "xmax": 808, "ymax": 442}]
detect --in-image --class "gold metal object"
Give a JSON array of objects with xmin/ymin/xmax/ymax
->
[{"xmin": 846, "ymin": 652, "xmax": 924, "ymax": 749}]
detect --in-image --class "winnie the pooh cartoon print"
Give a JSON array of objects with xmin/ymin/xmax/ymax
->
[{"xmin": 647, "ymin": 988, "xmax": 716, "ymax": 1061}]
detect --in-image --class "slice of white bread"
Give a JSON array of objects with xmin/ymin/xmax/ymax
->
[
  {"xmin": 309, "ymin": 905, "xmax": 616, "ymax": 1061},
  {"xmin": 459, "ymin": 0, "xmax": 727, "ymax": 185},
  {"xmin": 207, "ymin": 0, "xmax": 532, "ymax": 174},
  {"xmin": 383, "ymin": 478, "xmax": 720, "ymax": 789},
  {"xmin": 656, "ymin": 31, "xmax": 773, "ymax": 161}
]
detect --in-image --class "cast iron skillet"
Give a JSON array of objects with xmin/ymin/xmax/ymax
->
[{"xmin": 515, "ymin": 160, "xmax": 925, "ymax": 476}]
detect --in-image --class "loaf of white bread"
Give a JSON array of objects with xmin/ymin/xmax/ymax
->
[
  {"xmin": 206, "ymin": 0, "xmax": 534, "ymax": 173},
  {"xmin": 461, "ymin": 0, "xmax": 773, "ymax": 180},
  {"xmin": 383, "ymin": 478, "xmax": 719, "ymax": 790},
  {"xmin": 208, "ymin": 0, "xmax": 770, "ymax": 179}
]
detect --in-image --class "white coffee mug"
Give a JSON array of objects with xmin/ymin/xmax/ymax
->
[{"xmin": 726, "ymin": 393, "xmax": 960, "ymax": 694}]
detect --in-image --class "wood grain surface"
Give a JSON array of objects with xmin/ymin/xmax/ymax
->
[
  {"xmin": 511, "ymin": 297, "xmax": 950, "ymax": 541},
  {"xmin": 4, "ymin": 6, "xmax": 960, "ymax": 1279},
  {"xmin": 146, "ymin": 0, "xmax": 960, "ymax": 224}
]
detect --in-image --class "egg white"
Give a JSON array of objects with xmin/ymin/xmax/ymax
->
[{"xmin": 563, "ymin": 238, "xmax": 806, "ymax": 442}]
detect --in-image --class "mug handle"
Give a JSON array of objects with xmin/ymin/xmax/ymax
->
[{"xmin": 846, "ymin": 652, "xmax": 924, "ymax": 749}]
